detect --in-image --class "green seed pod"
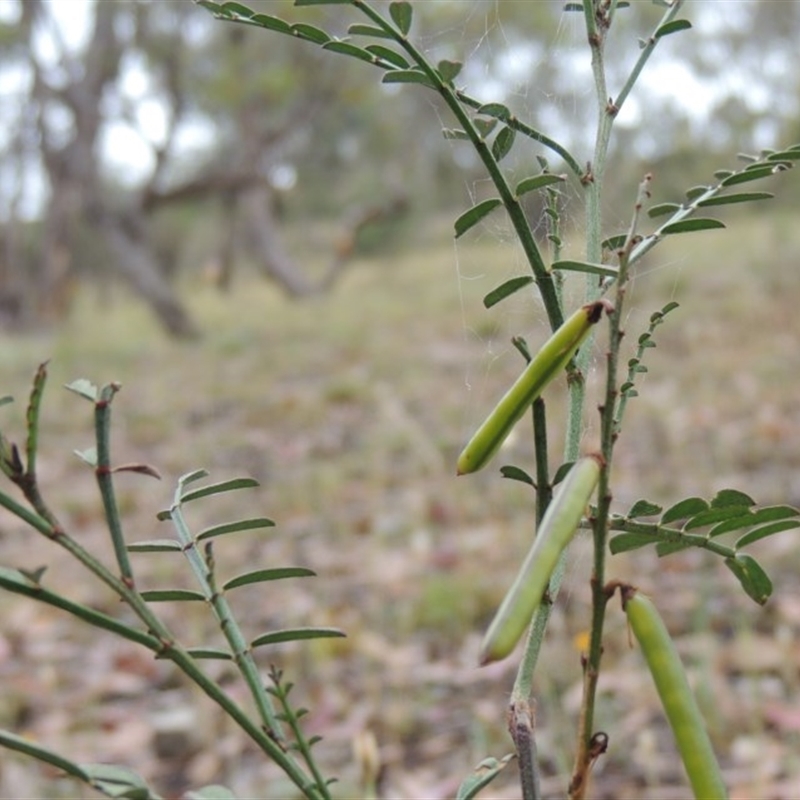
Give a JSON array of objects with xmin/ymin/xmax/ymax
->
[
  {"xmin": 479, "ymin": 454, "xmax": 602, "ymax": 665},
  {"xmin": 457, "ymin": 300, "xmax": 611, "ymax": 475},
  {"xmin": 623, "ymin": 588, "xmax": 728, "ymax": 800}
]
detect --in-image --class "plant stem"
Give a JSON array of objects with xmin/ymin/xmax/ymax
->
[
  {"xmin": 94, "ymin": 383, "xmax": 134, "ymax": 585},
  {"xmin": 353, "ymin": 0, "xmax": 565, "ymax": 334},
  {"xmin": 603, "ymin": 517, "xmax": 740, "ymax": 560},
  {"xmin": 506, "ymin": 397, "xmax": 550, "ymax": 794},
  {"xmin": 455, "ymin": 90, "xmax": 584, "ymax": 179},
  {"xmin": 0, "ymin": 565, "xmax": 162, "ymax": 650},
  {"xmin": 614, "ymin": 0, "xmax": 688, "ymax": 114},
  {"xmin": 565, "ymin": 0, "xmax": 614, "ymax": 464},
  {"xmin": 164, "ymin": 491, "xmax": 288, "ymax": 747},
  {"xmin": 564, "ymin": 3, "xmax": 689, "ymax": 791},
  {"xmin": 569, "ymin": 175, "xmax": 650, "ymax": 799},
  {"xmin": 23, "ymin": 361, "xmax": 47, "ymax": 479},
  {"xmin": 532, "ymin": 398, "xmax": 551, "ymax": 526},
  {"xmin": 4, "ymin": 492, "xmax": 323, "ymax": 797},
  {"xmin": 508, "ymin": 699, "xmax": 541, "ymax": 800},
  {"xmin": 2, "ymin": 376, "xmax": 326, "ymax": 798}
]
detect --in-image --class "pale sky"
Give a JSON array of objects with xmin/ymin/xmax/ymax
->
[{"xmin": 0, "ymin": 0, "xmax": 782, "ymax": 218}]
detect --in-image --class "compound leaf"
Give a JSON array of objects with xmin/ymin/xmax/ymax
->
[
  {"xmin": 720, "ymin": 166, "xmax": 775, "ymax": 186},
  {"xmin": 65, "ymin": 378, "xmax": 98, "ymax": 402},
  {"xmin": 322, "ymin": 41, "xmax": 374, "ymax": 64},
  {"xmin": 349, "ymin": 23, "xmax": 394, "ymax": 40},
  {"xmin": 382, "ymin": 69, "xmax": 434, "ymax": 89},
  {"xmin": 248, "ymin": 13, "xmax": 291, "ymax": 33},
  {"xmin": 365, "ymin": 44, "xmax": 409, "ymax": 68},
  {"xmin": 185, "ymin": 648, "xmax": 233, "ymax": 661},
  {"xmin": 141, "ymin": 589, "xmax": 207, "ymax": 602},
  {"xmin": 438, "ymin": 59, "xmax": 462, "ymax": 84},
  {"xmin": 684, "ymin": 506, "xmax": 752, "ymax": 531},
  {"xmin": 711, "ymin": 489, "xmax": 755, "ymax": 508},
  {"xmin": 477, "ymin": 102, "xmax": 512, "ymax": 121},
  {"xmin": 389, "ymin": 1, "xmax": 412, "ymax": 35},
  {"xmin": 126, "ymin": 539, "xmax": 183, "ymax": 553},
  {"xmin": 515, "ymin": 173, "xmax": 565, "ymax": 196},
  {"xmin": 219, "ymin": 1, "xmax": 256, "ymax": 18},
  {"xmin": 697, "ymin": 192, "xmax": 773, "ymax": 207},
  {"xmin": 499, "ymin": 465, "xmax": 535, "ymax": 487},
  {"xmin": 551, "ymin": 259, "xmax": 618, "ymax": 278},
  {"xmin": 290, "ymin": 23, "xmax": 330, "ymax": 44},
  {"xmin": 655, "ymin": 19, "xmax": 692, "ymax": 37},
  {"xmin": 492, "ymin": 126, "xmax": 515, "ymax": 161},
  {"xmin": 648, "ymin": 202, "xmax": 681, "ymax": 218},
  {"xmin": 610, "ymin": 533, "xmax": 656, "ymax": 554}
]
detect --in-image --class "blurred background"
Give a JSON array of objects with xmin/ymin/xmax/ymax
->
[
  {"xmin": 0, "ymin": 1, "xmax": 799, "ymax": 798},
  {"xmin": 1, "ymin": 0, "xmax": 800, "ymax": 336}
]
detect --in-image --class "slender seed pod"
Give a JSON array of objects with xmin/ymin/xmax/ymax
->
[
  {"xmin": 479, "ymin": 454, "xmax": 602, "ymax": 665},
  {"xmin": 457, "ymin": 300, "xmax": 611, "ymax": 475},
  {"xmin": 623, "ymin": 587, "xmax": 728, "ymax": 800}
]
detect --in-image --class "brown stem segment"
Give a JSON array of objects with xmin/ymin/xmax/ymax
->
[{"xmin": 509, "ymin": 700, "xmax": 541, "ymax": 800}]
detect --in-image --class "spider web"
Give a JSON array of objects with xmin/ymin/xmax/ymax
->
[
  {"xmin": 409, "ymin": 4, "xmax": 694, "ymax": 604},
  {"xmin": 412, "ymin": 3, "xmax": 689, "ymax": 450},
  {"xmin": 417, "ymin": 5, "xmax": 600, "ymax": 447}
]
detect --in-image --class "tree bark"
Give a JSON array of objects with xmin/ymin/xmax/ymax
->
[
  {"xmin": 15, "ymin": 0, "xmax": 198, "ymax": 338},
  {"xmin": 241, "ymin": 188, "xmax": 315, "ymax": 297},
  {"xmin": 94, "ymin": 207, "xmax": 199, "ymax": 338}
]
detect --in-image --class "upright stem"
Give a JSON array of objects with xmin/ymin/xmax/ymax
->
[
  {"xmin": 6, "ymin": 488, "xmax": 324, "ymax": 799},
  {"xmin": 94, "ymin": 383, "xmax": 134, "ymax": 585},
  {"xmin": 567, "ymin": 4, "xmax": 681, "ymax": 795},
  {"xmin": 531, "ymin": 398, "xmax": 551, "ymax": 526},
  {"xmin": 569, "ymin": 176, "xmax": 650, "ymax": 799},
  {"xmin": 566, "ymin": 0, "xmax": 613, "ymax": 455},
  {"xmin": 514, "ymin": 4, "xmax": 615, "ymax": 768},
  {"xmin": 508, "ymin": 4, "xmax": 613, "ymax": 792},
  {"xmin": 509, "ymin": 398, "xmax": 550, "ymax": 796},
  {"xmin": 169, "ymin": 505, "xmax": 286, "ymax": 743}
]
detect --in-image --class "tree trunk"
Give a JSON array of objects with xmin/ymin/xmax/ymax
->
[
  {"xmin": 17, "ymin": 0, "xmax": 198, "ymax": 338},
  {"xmin": 242, "ymin": 188, "xmax": 315, "ymax": 297},
  {"xmin": 100, "ymin": 219, "xmax": 199, "ymax": 339}
]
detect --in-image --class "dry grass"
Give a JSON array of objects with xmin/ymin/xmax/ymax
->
[{"xmin": 1, "ymin": 209, "xmax": 799, "ymax": 799}]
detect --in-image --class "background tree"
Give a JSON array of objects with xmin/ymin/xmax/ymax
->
[
  {"xmin": 0, "ymin": 1, "xmax": 797, "ymax": 336},
  {"xmin": 0, "ymin": 0, "xmax": 416, "ymax": 335}
]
